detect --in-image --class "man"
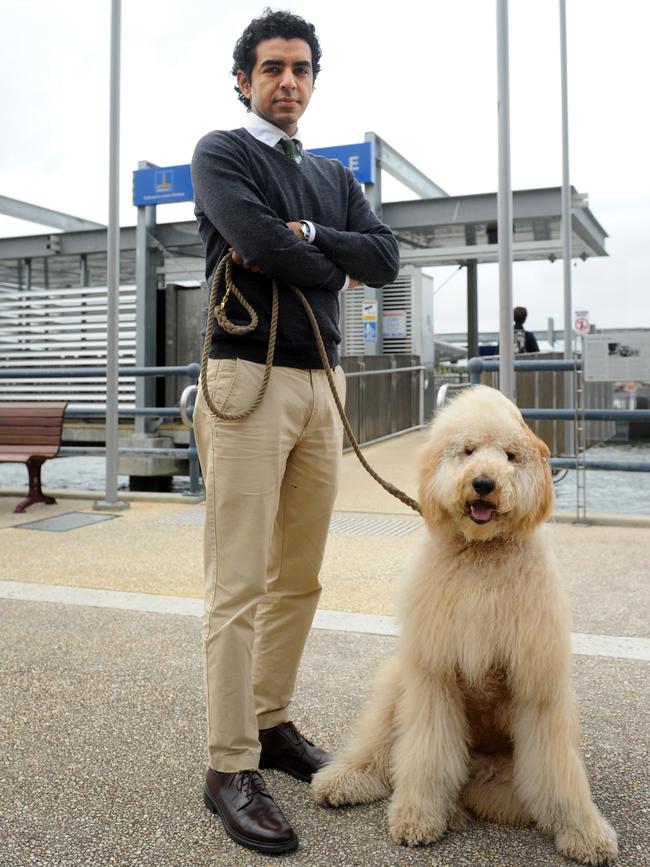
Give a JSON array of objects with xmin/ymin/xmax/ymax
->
[
  {"xmin": 514, "ymin": 305, "xmax": 540, "ymax": 353},
  {"xmin": 190, "ymin": 9, "xmax": 399, "ymax": 854}
]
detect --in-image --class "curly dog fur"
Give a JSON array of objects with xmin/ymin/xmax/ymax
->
[{"xmin": 313, "ymin": 386, "xmax": 617, "ymax": 865}]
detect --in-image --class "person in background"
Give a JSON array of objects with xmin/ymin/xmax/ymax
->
[{"xmin": 514, "ymin": 305, "xmax": 540, "ymax": 353}]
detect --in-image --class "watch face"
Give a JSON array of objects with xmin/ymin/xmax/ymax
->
[{"xmin": 300, "ymin": 221, "xmax": 309, "ymax": 241}]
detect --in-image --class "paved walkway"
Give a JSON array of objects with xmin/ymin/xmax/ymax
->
[{"xmin": 1, "ymin": 431, "xmax": 649, "ymax": 866}]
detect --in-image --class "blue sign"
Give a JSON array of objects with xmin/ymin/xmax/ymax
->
[
  {"xmin": 307, "ymin": 141, "xmax": 375, "ymax": 184},
  {"xmin": 133, "ymin": 141, "xmax": 376, "ymax": 206},
  {"xmin": 363, "ymin": 320, "xmax": 377, "ymax": 342},
  {"xmin": 133, "ymin": 164, "xmax": 194, "ymax": 206}
]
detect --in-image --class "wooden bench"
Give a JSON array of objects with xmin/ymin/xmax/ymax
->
[{"xmin": 0, "ymin": 402, "xmax": 68, "ymax": 513}]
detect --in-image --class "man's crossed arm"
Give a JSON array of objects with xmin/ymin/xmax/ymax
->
[
  {"xmin": 232, "ymin": 222, "xmax": 361, "ymax": 288},
  {"xmin": 191, "ymin": 132, "xmax": 399, "ymax": 292}
]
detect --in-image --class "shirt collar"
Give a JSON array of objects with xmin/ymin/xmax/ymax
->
[{"xmin": 244, "ymin": 111, "xmax": 303, "ymax": 148}]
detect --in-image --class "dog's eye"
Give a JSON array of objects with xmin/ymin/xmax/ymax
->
[
  {"xmin": 464, "ymin": 446, "xmax": 474, "ymax": 456},
  {"xmin": 506, "ymin": 451, "xmax": 516, "ymax": 462}
]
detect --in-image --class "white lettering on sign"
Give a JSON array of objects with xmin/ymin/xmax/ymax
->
[{"xmin": 348, "ymin": 155, "xmax": 360, "ymax": 172}]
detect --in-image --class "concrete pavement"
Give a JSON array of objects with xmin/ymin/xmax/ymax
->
[{"xmin": 1, "ymin": 429, "xmax": 649, "ymax": 866}]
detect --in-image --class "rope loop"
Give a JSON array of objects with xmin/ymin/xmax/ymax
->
[{"xmin": 199, "ymin": 251, "xmax": 421, "ymax": 515}]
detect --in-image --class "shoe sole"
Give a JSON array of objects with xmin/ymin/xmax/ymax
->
[
  {"xmin": 258, "ymin": 756, "xmax": 312, "ymax": 783},
  {"xmin": 203, "ymin": 785, "xmax": 298, "ymax": 854}
]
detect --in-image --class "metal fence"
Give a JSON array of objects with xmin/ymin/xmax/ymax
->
[
  {"xmin": 340, "ymin": 355, "xmax": 424, "ymax": 447},
  {"xmin": 475, "ymin": 352, "xmax": 614, "ymax": 451},
  {"xmin": 0, "ymin": 359, "xmax": 426, "ymax": 496},
  {"xmin": 467, "ymin": 356, "xmax": 650, "ymax": 474}
]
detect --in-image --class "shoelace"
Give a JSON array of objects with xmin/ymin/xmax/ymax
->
[
  {"xmin": 285, "ymin": 721, "xmax": 314, "ymax": 748},
  {"xmin": 234, "ymin": 770, "xmax": 270, "ymax": 806}
]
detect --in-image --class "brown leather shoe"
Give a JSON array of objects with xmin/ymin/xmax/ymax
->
[
  {"xmin": 259, "ymin": 721, "xmax": 331, "ymax": 782},
  {"xmin": 203, "ymin": 769, "xmax": 298, "ymax": 854}
]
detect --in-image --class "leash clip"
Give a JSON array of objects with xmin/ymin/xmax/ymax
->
[{"xmin": 218, "ymin": 285, "xmax": 231, "ymax": 312}]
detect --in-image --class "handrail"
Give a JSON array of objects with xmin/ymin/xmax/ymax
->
[
  {"xmin": 551, "ymin": 458, "xmax": 650, "ymax": 472},
  {"xmin": 179, "ymin": 384, "xmax": 197, "ymax": 429},
  {"xmin": 0, "ymin": 362, "xmax": 202, "ymax": 495},
  {"xmin": 0, "ymin": 364, "xmax": 200, "ymax": 379},
  {"xmin": 464, "ymin": 356, "xmax": 650, "ymax": 422},
  {"xmin": 461, "ymin": 355, "xmax": 650, "ymax": 517},
  {"xmin": 522, "ymin": 409, "xmax": 650, "ymax": 422},
  {"xmin": 344, "ymin": 365, "xmax": 426, "ymax": 379},
  {"xmin": 468, "ymin": 357, "xmax": 579, "ymax": 381},
  {"xmin": 436, "ymin": 381, "xmax": 473, "ymax": 409}
]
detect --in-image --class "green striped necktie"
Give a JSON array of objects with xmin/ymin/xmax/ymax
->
[{"xmin": 281, "ymin": 138, "xmax": 299, "ymax": 161}]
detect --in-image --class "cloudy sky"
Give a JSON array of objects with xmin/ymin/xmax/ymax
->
[{"xmin": 1, "ymin": 0, "xmax": 648, "ymax": 336}]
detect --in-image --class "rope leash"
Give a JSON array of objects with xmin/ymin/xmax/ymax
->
[{"xmin": 200, "ymin": 250, "xmax": 422, "ymax": 516}]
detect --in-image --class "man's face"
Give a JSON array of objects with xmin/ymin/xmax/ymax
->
[{"xmin": 237, "ymin": 37, "xmax": 314, "ymax": 135}]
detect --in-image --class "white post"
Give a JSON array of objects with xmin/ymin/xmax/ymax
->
[
  {"xmin": 560, "ymin": 0, "xmax": 574, "ymax": 454},
  {"xmin": 496, "ymin": 0, "xmax": 515, "ymax": 400},
  {"xmin": 96, "ymin": 0, "xmax": 127, "ymax": 510}
]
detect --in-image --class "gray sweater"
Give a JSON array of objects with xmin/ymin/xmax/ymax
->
[{"xmin": 191, "ymin": 128, "xmax": 400, "ymax": 368}]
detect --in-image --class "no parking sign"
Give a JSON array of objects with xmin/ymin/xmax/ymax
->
[{"xmin": 574, "ymin": 310, "xmax": 590, "ymax": 334}]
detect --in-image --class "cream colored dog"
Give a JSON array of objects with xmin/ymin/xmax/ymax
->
[{"xmin": 313, "ymin": 385, "xmax": 617, "ymax": 865}]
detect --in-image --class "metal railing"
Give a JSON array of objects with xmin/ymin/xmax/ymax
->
[
  {"xmin": 0, "ymin": 360, "xmax": 427, "ymax": 496},
  {"xmin": 466, "ymin": 358, "xmax": 650, "ymax": 478},
  {"xmin": 0, "ymin": 363, "xmax": 202, "ymax": 495},
  {"xmin": 340, "ymin": 356, "xmax": 425, "ymax": 447},
  {"xmin": 442, "ymin": 359, "xmax": 650, "ymax": 522}
]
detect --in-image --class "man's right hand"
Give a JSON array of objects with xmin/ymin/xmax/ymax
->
[
  {"xmin": 231, "ymin": 246, "xmax": 360, "ymax": 287},
  {"xmin": 230, "ymin": 248, "xmax": 261, "ymax": 272}
]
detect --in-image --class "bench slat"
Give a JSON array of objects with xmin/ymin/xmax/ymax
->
[
  {"xmin": 0, "ymin": 408, "xmax": 67, "ymax": 420},
  {"xmin": 0, "ymin": 420, "xmax": 64, "ymax": 433},
  {"xmin": 0, "ymin": 449, "xmax": 59, "ymax": 464},
  {"xmin": 0, "ymin": 434, "xmax": 64, "ymax": 447},
  {"xmin": 0, "ymin": 402, "xmax": 67, "ymax": 464},
  {"xmin": 0, "ymin": 448, "xmax": 60, "ymax": 460},
  {"xmin": 0, "ymin": 416, "xmax": 61, "ymax": 433}
]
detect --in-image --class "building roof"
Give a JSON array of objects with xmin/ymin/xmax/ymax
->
[{"xmin": 0, "ymin": 186, "xmax": 607, "ymax": 290}]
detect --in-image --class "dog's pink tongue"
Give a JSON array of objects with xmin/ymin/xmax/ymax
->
[{"xmin": 470, "ymin": 501, "xmax": 495, "ymax": 521}]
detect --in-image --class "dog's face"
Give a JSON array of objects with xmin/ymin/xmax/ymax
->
[{"xmin": 419, "ymin": 386, "xmax": 553, "ymax": 542}]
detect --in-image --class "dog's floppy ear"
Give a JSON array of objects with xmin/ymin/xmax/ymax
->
[
  {"xmin": 417, "ymin": 438, "xmax": 445, "ymax": 526},
  {"xmin": 529, "ymin": 430, "xmax": 555, "ymax": 525}
]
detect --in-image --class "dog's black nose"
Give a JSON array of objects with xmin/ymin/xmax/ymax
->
[{"xmin": 472, "ymin": 475, "xmax": 495, "ymax": 496}]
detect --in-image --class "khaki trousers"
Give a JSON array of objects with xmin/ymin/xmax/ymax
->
[{"xmin": 194, "ymin": 358, "xmax": 345, "ymax": 772}]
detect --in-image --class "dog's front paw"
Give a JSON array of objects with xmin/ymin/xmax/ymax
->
[
  {"xmin": 555, "ymin": 814, "xmax": 618, "ymax": 865},
  {"xmin": 388, "ymin": 798, "xmax": 447, "ymax": 846},
  {"xmin": 448, "ymin": 802, "xmax": 470, "ymax": 831},
  {"xmin": 312, "ymin": 761, "xmax": 389, "ymax": 807}
]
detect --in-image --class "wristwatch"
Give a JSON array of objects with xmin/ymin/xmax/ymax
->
[{"xmin": 299, "ymin": 220, "xmax": 310, "ymax": 242}]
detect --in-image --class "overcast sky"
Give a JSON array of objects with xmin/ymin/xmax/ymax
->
[{"xmin": 1, "ymin": 0, "xmax": 648, "ymax": 335}]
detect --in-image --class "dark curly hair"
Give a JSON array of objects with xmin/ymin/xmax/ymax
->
[{"xmin": 231, "ymin": 8, "xmax": 322, "ymax": 109}]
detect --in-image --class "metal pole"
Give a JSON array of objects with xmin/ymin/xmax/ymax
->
[
  {"xmin": 496, "ymin": 0, "xmax": 514, "ymax": 400},
  {"xmin": 363, "ymin": 132, "xmax": 382, "ymax": 216},
  {"xmin": 96, "ymin": 0, "xmax": 127, "ymax": 511},
  {"xmin": 466, "ymin": 262, "xmax": 479, "ymax": 360},
  {"xmin": 560, "ymin": 0, "xmax": 574, "ymax": 454},
  {"xmin": 135, "ymin": 160, "xmax": 159, "ymax": 436}
]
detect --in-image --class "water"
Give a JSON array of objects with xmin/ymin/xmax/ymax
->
[
  {"xmin": 2, "ymin": 444, "xmax": 650, "ymax": 515},
  {"xmin": 0, "ymin": 457, "xmax": 189, "ymax": 494},
  {"xmin": 552, "ymin": 441, "xmax": 650, "ymax": 516}
]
